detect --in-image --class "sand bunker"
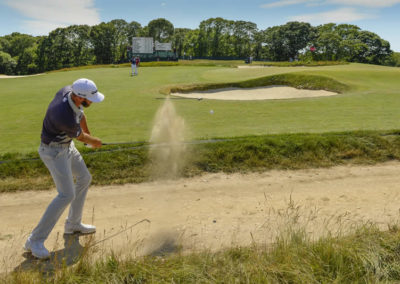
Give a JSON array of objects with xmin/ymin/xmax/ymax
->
[
  {"xmin": 0, "ymin": 74, "xmax": 43, "ymax": 79},
  {"xmin": 171, "ymin": 86, "xmax": 338, "ymax": 101},
  {"xmin": 237, "ymin": 65, "xmax": 271, "ymax": 68}
]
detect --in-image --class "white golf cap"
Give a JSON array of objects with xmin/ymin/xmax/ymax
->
[{"xmin": 72, "ymin": 78, "xmax": 105, "ymax": 103}]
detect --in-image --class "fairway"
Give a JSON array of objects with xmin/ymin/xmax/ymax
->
[{"xmin": 1, "ymin": 63, "xmax": 400, "ymax": 154}]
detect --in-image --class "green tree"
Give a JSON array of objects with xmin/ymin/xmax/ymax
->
[
  {"xmin": 262, "ymin": 26, "xmax": 285, "ymax": 60},
  {"xmin": 2, "ymin": 16, "xmax": 395, "ymax": 72},
  {"xmin": 2, "ymin": 32, "xmax": 36, "ymax": 57},
  {"xmin": 16, "ymin": 45, "xmax": 37, "ymax": 74},
  {"xmin": 263, "ymin": 22, "xmax": 314, "ymax": 61},
  {"xmin": 90, "ymin": 22, "xmax": 116, "ymax": 64},
  {"xmin": 0, "ymin": 37, "xmax": 11, "ymax": 53},
  {"xmin": 42, "ymin": 28, "xmax": 74, "ymax": 70},
  {"xmin": 139, "ymin": 26, "xmax": 149, "ymax": 37},
  {"xmin": 183, "ymin": 29, "xmax": 199, "ymax": 58},
  {"xmin": 126, "ymin": 20, "xmax": 143, "ymax": 55},
  {"xmin": 110, "ymin": 19, "xmax": 138, "ymax": 63},
  {"xmin": 333, "ymin": 24, "xmax": 362, "ymax": 61},
  {"xmin": 66, "ymin": 25, "xmax": 93, "ymax": 66},
  {"xmin": 232, "ymin": 21, "xmax": 258, "ymax": 58},
  {"xmin": 0, "ymin": 33, "xmax": 38, "ymax": 74},
  {"xmin": 357, "ymin": 30, "xmax": 392, "ymax": 64},
  {"xmin": 386, "ymin": 52, "xmax": 400, "ymax": 66},
  {"xmin": 36, "ymin": 35, "xmax": 53, "ymax": 72},
  {"xmin": 0, "ymin": 51, "xmax": 17, "ymax": 74},
  {"xmin": 173, "ymin": 28, "xmax": 190, "ymax": 57},
  {"xmin": 307, "ymin": 24, "xmax": 339, "ymax": 61},
  {"xmin": 335, "ymin": 24, "xmax": 360, "ymax": 39},
  {"xmin": 147, "ymin": 18, "xmax": 174, "ymax": 42},
  {"xmin": 311, "ymin": 23, "xmax": 392, "ymax": 64},
  {"xmin": 198, "ymin": 18, "xmax": 232, "ymax": 57},
  {"xmin": 196, "ymin": 26, "xmax": 208, "ymax": 57},
  {"xmin": 252, "ymin": 30, "xmax": 264, "ymax": 60}
]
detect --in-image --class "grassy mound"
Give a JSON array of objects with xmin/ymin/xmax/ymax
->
[
  {"xmin": 1, "ymin": 130, "xmax": 399, "ymax": 193},
  {"xmin": 165, "ymin": 73, "xmax": 350, "ymax": 95}
]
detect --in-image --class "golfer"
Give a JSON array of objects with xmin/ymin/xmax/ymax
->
[
  {"xmin": 135, "ymin": 56, "xmax": 140, "ymax": 75},
  {"xmin": 130, "ymin": 56, "xmax": 137, "ymax": 76},
  {"xmin": 24, "ymin": 78, "xmax": 104, "ymax": 259}
]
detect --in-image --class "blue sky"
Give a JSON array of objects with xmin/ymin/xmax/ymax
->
[{"xmin": 1, "ymin": 0, "xmax": 399, "ymax": 51}]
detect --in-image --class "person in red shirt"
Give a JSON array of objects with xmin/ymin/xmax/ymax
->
[
  {"xmin": 134, "ymin": 56, "xmax": 140, "ymax": 75},
  {"xmin": 130, "ymin": 56, "xmax": 136, "ymax": 76}
]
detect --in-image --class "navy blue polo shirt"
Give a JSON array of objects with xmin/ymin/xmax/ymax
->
[{"xmin": 41, "ymin": 86, "xmax": 83, "ymax": 145}]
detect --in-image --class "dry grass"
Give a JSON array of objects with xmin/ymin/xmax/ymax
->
[{"xmin": 2, "ymin": 198, "xmax": 400, "ymax": 283}]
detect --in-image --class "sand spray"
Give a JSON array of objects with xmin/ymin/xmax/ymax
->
[{"xmin": 149, "ymin": 98, "xmax": 188, "ymax": 179}]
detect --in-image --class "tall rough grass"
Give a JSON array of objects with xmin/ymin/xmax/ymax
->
[{"xmin": 1, "ymin": 130, "xmax": 400, "ymax": 193}]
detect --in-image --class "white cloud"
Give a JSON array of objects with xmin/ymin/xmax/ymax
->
[
  {"xmin": 289, "ymin": 7, "xmax": 375, "ymax": 24},
  {"xmin": 4, "ymin": 0, "xmax": 100, "ymax": 35},
  {"xmin": 261, "ymin": 0, "xmax": 400, "ymax": 8},
  {"xmin": 22, "ymin": 20, "xmax": 70, "ymax": 35},
  {"xmin": 327, "ymin": 0, "xmax": 400, "ymax": 7},
  {"xmin": 261, "ymin": 0, "xmax": 319, "ymax": 8}
]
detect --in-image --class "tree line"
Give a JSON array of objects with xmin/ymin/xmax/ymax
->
[{"xmin": 0, "ymin": 17, "xmax": 398, "ymax": 75}]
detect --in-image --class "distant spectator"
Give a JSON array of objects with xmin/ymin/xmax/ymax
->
[
  {"xmin": 135, "ymin": 56, "xmax": 140, "ymax": 75},
  {"xmin": 130, "ymin": 56, "xmax": 137, "ymax": 76}
]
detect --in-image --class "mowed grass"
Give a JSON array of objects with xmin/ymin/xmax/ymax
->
[
  {"xmin": 1, "ymin": 63, "xmax": 400, "ymax": 154},
  {"xmin": 3, "ymin": 62, "xmax": 400, "ymax": 282}
]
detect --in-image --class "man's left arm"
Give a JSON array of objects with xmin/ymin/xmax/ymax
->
[
  {"xmin": 77, "ymin": 115, "xmax": 101, "ymax": 148},
  {"xmin": 80, "ymin": 114, "xmax": 91, "ymax": 135}
]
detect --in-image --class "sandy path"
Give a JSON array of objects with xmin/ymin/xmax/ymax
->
[
  {"xmin": 171, "ymin": 86, "xmax": 338, "ymax": 100},
  {"xmin": 1, "ymin": 162, "xmax": 400, "ymax": 273}
]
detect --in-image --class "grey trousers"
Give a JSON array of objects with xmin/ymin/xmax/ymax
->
[
  {"xmin": 131, "ymin": 64, "xmax": 137, "ymax": 75},
  {"xmin": 29, "ymin": 141, "xmax": 92, "ymax": 242}
]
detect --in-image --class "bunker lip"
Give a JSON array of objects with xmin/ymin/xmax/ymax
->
[
  {"xmin": 237, "ymin": 65, "xmax": 273, "ymax": 68},
  {"xmin": 171, "ymin": 85, "xmax": 339, "ymax": 101}
]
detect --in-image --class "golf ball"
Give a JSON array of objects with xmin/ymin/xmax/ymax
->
[{"xmin": 210, "ymin": 110, "xmax": 214, "ymax": 114}]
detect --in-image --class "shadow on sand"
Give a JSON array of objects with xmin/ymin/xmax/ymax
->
[{"xmin": 13, "ymin": 234, "xmax": 88, "ymax": 274}]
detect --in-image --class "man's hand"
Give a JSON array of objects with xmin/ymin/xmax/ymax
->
[
  {"xmin": 89, "ymin": 137, "xmax": 102, "ymax": 149},
  {"xmin": 77, "ymin": 132, "xmax": 102, "ymax": 148}
]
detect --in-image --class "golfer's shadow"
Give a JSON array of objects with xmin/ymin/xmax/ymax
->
[{"xmin": 14, "ymin": 234, "xmax": 86, "ymax": 273}]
